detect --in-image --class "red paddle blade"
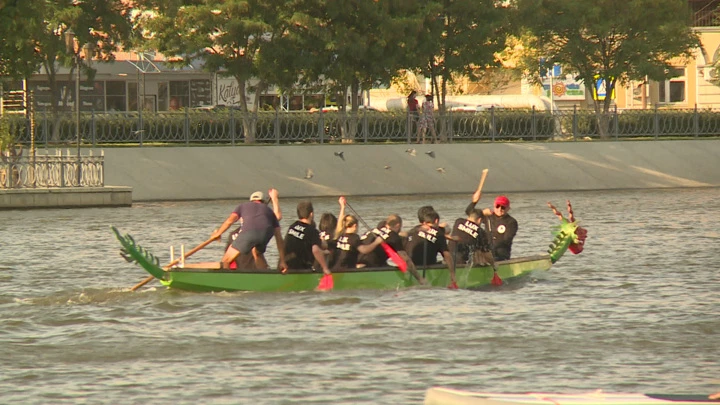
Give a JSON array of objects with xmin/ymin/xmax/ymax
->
[
  {"xmin": 491, "ymin": 271, "xmax": 503, "ymax": 286},
  {"xmin": 381, "ymin": 242, "xmax": 407, "ymax": 273},
  {"xmin": 317, "ymin": 274, "xmax": 334, "ymax": 291}
]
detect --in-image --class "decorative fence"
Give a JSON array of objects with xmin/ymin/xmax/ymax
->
[
  {"xmin": 3, "ymin": 107, "xmax": 720, "ymax": 146},
  {"xmin": 0, "ymin": 152, "xmax": 104, "ymax": 189}
]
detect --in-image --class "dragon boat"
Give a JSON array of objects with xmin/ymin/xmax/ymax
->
[
  {"xmin": 113, "ymin": 201, "xmax": 586, "ymax": 293},
  {"xmin": 424, "ymin": 388, "xmax": 720, "ymax": 405}
]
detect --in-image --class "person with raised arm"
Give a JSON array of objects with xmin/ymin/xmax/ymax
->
[{"xmin": 466, "ymin": 186, "xmax": 518, "ymax": 261}]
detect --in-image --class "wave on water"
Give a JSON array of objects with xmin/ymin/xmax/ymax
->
[
  {"xmin": 319, "ymin": 297, "xmax": 364, "ymax": 306},
  {"xmin": 14, "ymin": 288, "xmax": 144, "ymax": 306}
]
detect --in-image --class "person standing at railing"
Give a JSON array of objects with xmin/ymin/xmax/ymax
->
[
  {"xmin": 407, "ymin": 90, "xmax": 419, "ymax": 140},
  {"xmin": 417, "ymin": 93, "xmax": 438, "ymax": 144}
]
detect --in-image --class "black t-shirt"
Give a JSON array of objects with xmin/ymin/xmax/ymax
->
[
  {"xmin": 358, "ymin": 226, "xmax": 405, "ymax": 267},
  {"xmin": 452, "ymin": 217, "xmax": 481, "ymax": 245},
  {"xmin": 449, "ymin": 217, "xmax": 479, "ymax": 262},
  {"xmin": 333, "ymin": 233, "xmax": 362, "ymax": 270},
  {"xmin": 283, "ymin": 220, "xmax": 322, "ymax": 269},
  {"xmin": 465, "ymin": 201, "xmax": 518, "ymax": 261},
  {"xmin": 405, "ymin": 224, "xmax": 448, "ymax": 266},
  {"xmin": 318, "ymin": 230, "xmax": 337, "ymax": 268},
  {"xmin": 486, "ymin": 214, "xmax": 518, "ymax": 261}
]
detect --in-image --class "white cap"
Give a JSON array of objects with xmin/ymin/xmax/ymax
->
[{"xmin": 249, "ymin": 191, "xmax": 265, "ymax": 202}]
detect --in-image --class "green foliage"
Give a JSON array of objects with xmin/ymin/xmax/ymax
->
[
  {"xmin": 404, "ymin": 0, "xmax": 515, "ymax": 111},
  {"xmin": 0, "ymin": 1, "xmax": 44, "ymax": 79},
  {"xmin": 138, "ymin": 0, "xmax": 291, "ymax": 108},
  {"xmin": 282, "ymin": 0, "xmax": 414, "ymax": 112},
  {"xmin": 0, "ymin": 116, "xmax": 13, "ymax": 152},
  {"xmin": 518, "ymin": 0, "xmax": 701, "ymax": 118}
]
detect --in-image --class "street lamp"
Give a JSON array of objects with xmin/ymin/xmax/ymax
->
[{"xmin": 64, "ymin": 28, "xmax": 82, "ymax": 186}]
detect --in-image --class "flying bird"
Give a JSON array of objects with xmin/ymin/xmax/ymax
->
[
  {"xmin": 435, "ymin": 167, "xmax": 446, "ymax": 174},
  {"xmin": 384, "ymin": 165, "xmax": 391, "ymax": 170},
  {"xmin": 425, "ymin": 151, "xmax": 435, "ymax": 158},
  {"xmin": 304, "ymin": 168, "xmax": 314, "ymax": 179},
  {"xmin": 334, "ymin": 151, "xmax": 345, "ymax": 160},
  {"xmin": 405, "ymin": 148, "xmax": 416, "ymax": 156}
]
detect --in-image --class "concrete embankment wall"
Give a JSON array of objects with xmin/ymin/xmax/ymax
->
[
  {"xmin": 0, "ymin": 186, "xmax": 132, "ymax": 210},
  {"xmin": 96, "ymin": 139, "xmax": 720, "ymax": 201}
]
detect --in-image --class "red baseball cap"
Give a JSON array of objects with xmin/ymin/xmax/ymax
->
[{"xmin": 495, "ymin": 195, "xmax": 510, "ymax": 208}]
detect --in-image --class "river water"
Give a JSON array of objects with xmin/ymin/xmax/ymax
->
[{"xmin": 1, "ymin": 189, "xmax": 719, "ymax": 404}]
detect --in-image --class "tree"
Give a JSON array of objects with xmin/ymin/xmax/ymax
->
[
  {"xmin": 406, "ymin": 0, "xmax": 514, "ymax": 141},
  {"xmin": 138, "ymin": 0, "xmax": 294, "ymax": 143},
  {"xmin": 3, "ymin": 0, "xmax": 133, "ymax": 141},
  {"xmin": 0, "ymin": 0, "xmax": 43, "ymax": 80},
  {"xmin": 517, "ymin": 0, "xmax": 701, "ymax": 138},
  {"xmin": 284, "ymin": 0, "xmax": 415, "ymax": 141}
]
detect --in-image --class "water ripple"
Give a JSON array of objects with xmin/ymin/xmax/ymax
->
[{"xmin": 1, "ymin": 190, "xmax": 719, "ymax": 404}]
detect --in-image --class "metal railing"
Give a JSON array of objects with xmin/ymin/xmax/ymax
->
[
  {"xmin": 4, "ymin": 106, "xmax": 720, "ymax": 146},
  {"xmin": 0, "ymin": 152, "xmax": 104, "ymax": 189}
]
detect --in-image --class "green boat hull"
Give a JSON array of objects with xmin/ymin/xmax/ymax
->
[
  {"xmin": 151, "ymin": 255, "xmax": 551, "ymax": 292},
  {"xmin": 113, "ymin": 217, "xmax": 579, "ymax": 293}
]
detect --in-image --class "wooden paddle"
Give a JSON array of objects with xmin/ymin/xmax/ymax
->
[
  {"xmin": 130, "ymin": 235, "xmax": 219, "ymax": 291},
  {"xmin": 450, "ymin": 168, "xmax": 490, "ymax": 289},
  {"xmin": 472, "ymin": 168, "xmax": 489, "ymax": 203},
  {"xmin": 471, "ymin": 168, "xmax": 501, "ymax": 286},
  {"xmin": 344, "ymin": 201, "xmax": 407, "ymax": 273},
  {"xmin": 484, "ymin": 216, "xmax": 503, "ymax": 286}
]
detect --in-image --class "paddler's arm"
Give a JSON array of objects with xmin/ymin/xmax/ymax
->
[
  {"xmin": 268, "ymin": 188, "xmax": 282, "ymax": 221},
  {"xmin": 312, "ymin": 245, "xmax": 331, "ymax": 275},
  {"xmin": 334, "ymin": 196, "xmax": 346, "ymax": 239},
  {"xmin": 357, "ymin": 235, "xmax": 383, "ymax": 254},
  {"xmin": 211, "ymin": 213, "xmax": 239, "ymax": 240},
  {"xmin": 442, "ymin": 250, "xmax": 457, "ymax": 285},
  {"xmin": 399, "ymin": 250, "xmax": 426, "ymax": 285},
  {"xmin": 709, "ymin": 393, "xmax": 720, "ymax": 400},
  {"xmin": 471, "ymin": 187, "xmax": 482, "ymax": 205},
  {"xmin": 465, "ymin": 201, "xmax": 478, "ymax": 216},
  {"xmin": 465, "ymin": 188, "xmax": 482, "ymax": 215},
  {"xmin": 273, "ymin": 226, "xmax": 288, "ymax": 272}
]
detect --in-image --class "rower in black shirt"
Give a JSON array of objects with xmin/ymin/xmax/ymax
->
[
  {"xmin": 333, "ymin": 214, "xmax": 383, "ymax": 270},
  {"xmin": 283, "ymin": 201, "xmax": 331, "ymax": 275},
  {"xmin": 405, "ymin": 209, "xmax": 457, "ymax": 287},
  {"xmin": 448, "ymin": 208, "xmax": 489, "ymax": 265}
]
